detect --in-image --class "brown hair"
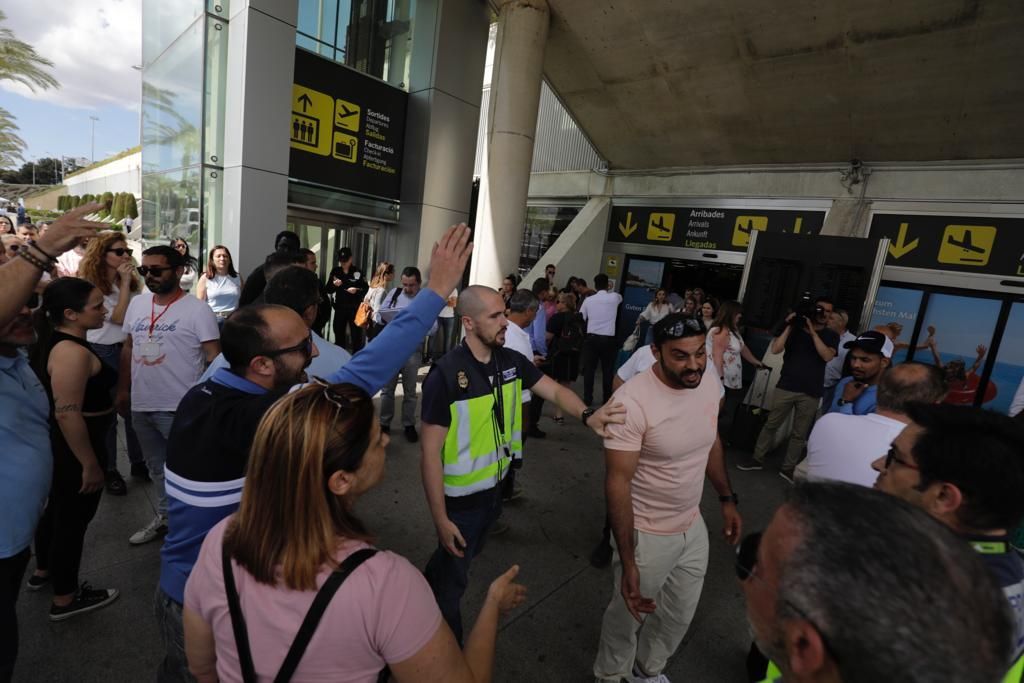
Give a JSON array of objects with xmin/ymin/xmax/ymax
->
[
  {"xmin": 78, "ymin": 232, "xmax": 140, "ymax": 295},
  {"xmin": 205, "ymin": 244, "xmax": 238, "ymax": 279},
  {"xmin": 369, "ymin": 261, "xmax": 394, "ymax": 288},
  {"xmin": 711, "ymin": 300, "xmax": 743, "ymax": 335},
  {"xmin": 224, "ymin": 382, "xmax": 375, "ymax": 590}
]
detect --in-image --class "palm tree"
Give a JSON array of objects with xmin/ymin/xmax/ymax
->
[
  {"xmin": 0, "ymin": 10, "xmax": 59, "ymax": 91},
  {"xmin": 0, "ymin": 10, "xmax": 59, "ymax": 170}
]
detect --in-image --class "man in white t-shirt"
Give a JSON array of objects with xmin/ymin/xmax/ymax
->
[
  {"xmin": 594, "ymin": 314, "xmax": 741, "ymax": 683},
  {"xmin": 502, "ymin": 290, "xmax": 544, "ymax": 507},
  {"xmin": 580, "ymin": 273, "xmax": 623, "ymax": 407},
  {"xmin": 117, "ymin": 245, "xmax": 220, "ymax": 545},
  {"xmin": 378, "ymin": 266, "xmax": 437, "ymax": 443},
  {"xmin": 801, "ymin": 363, "xmax": 947, "ymax": 487}
]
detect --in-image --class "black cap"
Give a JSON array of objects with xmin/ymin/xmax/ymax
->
[{"xmin": 338, "ymin": 247, "xmax": 353, "ymax": 261}]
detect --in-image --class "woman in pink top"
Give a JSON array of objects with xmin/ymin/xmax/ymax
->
[{"xmin": 183, "ymin": 381, "xmax": 526, "ymax": 683}]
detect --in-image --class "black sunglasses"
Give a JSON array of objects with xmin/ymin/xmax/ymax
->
[
  {"xmin": 262, "ymin": 333, "xmax": 314, "ymax": 359},
  {"xmin": 26, "ymin": 292, "xmax": 40, "ymax": 310},
  {"xmin": 107, "ymin": 247, "xmax": 133, "ymax": 256},
  {"xmin": 137, "ymin": 265, "xmax": 175, "ymax": 277},
  {"xmin": 659, "ymin": 318, "xmax": 703, "ymax": 338},
  {"xmin": 883, "ymin": 446, "xmax": 919, "ymax": 471}
]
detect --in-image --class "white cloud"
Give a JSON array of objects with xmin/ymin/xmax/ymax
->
[{"xmin": 1, "ymin": 0, "xmax": 142, "ymax": 110}]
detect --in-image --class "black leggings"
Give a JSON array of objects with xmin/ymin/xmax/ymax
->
[
  {"xmin": 34, "ymin": 414, "xmax": 112, "ymax": 596},
  {"xmin": 0, "ymin": 548, "xmax": 30, "ymax": 683},
  {"xmin": 333, "ymin": 309, "xmax": 365, "ymax": 352}
]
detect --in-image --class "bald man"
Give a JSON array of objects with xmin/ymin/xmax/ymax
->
[{"xmin": 420, "ymin": 285, "xmax": 625, "ymax": 643}]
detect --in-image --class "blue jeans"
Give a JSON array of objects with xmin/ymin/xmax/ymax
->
[
  {"xmin": 424, "ymin": 492, "xmax": 502, "ymax": 644},
  {"xmin": 90, "ymin": 342, "xmax": 144, "ymax": 470},
  {"xmin": 154, "ymin": 587, "xmax": 195, "ymax": 683},
  {"xmin": 132, "ymin": 411, "xmax": 175, "ymax": 517}
]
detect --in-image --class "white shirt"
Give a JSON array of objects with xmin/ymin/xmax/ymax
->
[
  {"xmin": 122, "ymin": 291, "xmax": 220, "ymax": 412},
  {"xmin": 503, "ymin": 321, "xmax": 535, "ymax": 402},
  {"xmin": 205, "ymin": 274, "xmax": 241, "ymax": 314},
  {"xmin": 87, "ymin": 284, "xmax": 134, "ymax": 345},
  {"xmin": 56, "ymin": 248, "xmax": 85, "ymax": 277},
  {"xmin": 617, "ymin": 345, "xmax": 656, "ymax": 383},
  {"xmin": 1010, "ymin": 377, "xmax": 1024, "ymax": 418},
  {"xmin": 580, "ymin": 290, "xmax": 622, "ymax": 336},
  {"xmin": 804, "ymin": 412, "xmax": 907, "ymax": 487},
  {"xmin": 379, "ymin": 288, "xmax": 438, "ymax": 336},
  {"xmin": 824, "ymin": 330, "xmax": 857, "ymax": 388},
  {"xmin": 439, "ymin": 289, "xmax": 457, "ymax": 319}
]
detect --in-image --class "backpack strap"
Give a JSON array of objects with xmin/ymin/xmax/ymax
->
[
  {"xmin": 389, "ymin": 288, "xmax": 401, "ymax": 308},
  {"xmin": 222, "ymin": 544, "xmax": 379, "ymax": 683}
]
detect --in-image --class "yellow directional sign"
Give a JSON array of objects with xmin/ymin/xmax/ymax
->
[
  {"xmin": 618, "ymin": 211, "xmax": 638, "ymax": 238},
  {"xmin": 332, "ymin": 131, "xmax": 358, "ymax": 163},
  {"xmin": 888, "ymin": 222, "xmax": 919, "ymax": 259},
  {"xmin": 938, "ymin": 225, "xmax": 996, "ymax": 267},
  {"xmin": 335, "ymin": 98, "xmax": 360, "ymax": 133},
  {"xmin": 647, "ymin": 213, "xmax": 675, "ymax": 241},
  {"xmin": 290, "ymin": 85, "xmax": 333, "ymax": 156},
  {"xmin": 732, "ymin": 215, "xmax": 767, "ymax": 247}
]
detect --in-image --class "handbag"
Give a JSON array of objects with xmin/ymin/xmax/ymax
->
[
  {"xmin": 621, "ymin": 328, "xmax": 639, "ymax": 353},
  {"xmin": 354, "ymin": 300, "xmax": 373, "ymax": 328},
  {"xmin": 223, "ymin": 544, "xmax": 379, "ymax": 683}
]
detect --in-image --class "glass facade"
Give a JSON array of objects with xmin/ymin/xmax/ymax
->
[
  {"xmin": 141, "ymin": 0, "xmax": 229, "ymax": 259},
  {"xmin": 296, "ymin": 0, "xmax": 415, "ymax": 89},
  {"xmin": 517, "ymin": 205, "xmax": 582, "ymax": 278}
]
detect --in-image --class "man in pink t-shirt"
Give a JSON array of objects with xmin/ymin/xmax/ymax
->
[{"xmin": 594, "ymin": 314, "xmax": 743, "ymax": 683}]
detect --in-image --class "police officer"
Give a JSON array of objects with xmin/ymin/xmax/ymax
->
[
  {"xmin": 325, "ymin": 246, "xmax": 368, "ymax": 352},
  {"xmin": 419, "ymin": 285, "xmax": 625, "ymax": 644}
]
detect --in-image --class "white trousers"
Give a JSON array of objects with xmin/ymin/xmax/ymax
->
[{"xmin": 593, "ymin": 516, "xmax": 710, "ymax": 682}]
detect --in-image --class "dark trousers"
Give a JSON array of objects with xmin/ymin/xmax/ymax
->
[
  {"xmin": 91, "ymin": 341, "xmax": 144, "ymax": 470},
  {"xmin": 34, "ymin": 414, "xmax": 111, "ymax": 595},
  {"xmin": 332, "ymin": 309, "xmax": 365, "ymax": 352},
  {"xmin": 424, "ymin": 493, "xmax": 502, "ymax": 644},
  {"xmin": 0, "ymin": 548, "xmax": 30, "ymax": 683},
  {"xmin": 581, "ymin": 334, "xmax": 617, "ymax": 405},
  {"xmin": 155, "ymin": 588, "xmax": 195, "ymax": 683}
]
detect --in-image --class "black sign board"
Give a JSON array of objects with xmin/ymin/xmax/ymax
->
[
  {"xmin": 607, "ymin": 205, "xmax": 826, "ymax": 252},
  {"xmin": 869, "ymin": 213, "xmax": 1024, "ymax": 278},
  {"xmin": 288, "ymin": 48, "xmax": 407, "ymax": 200}
]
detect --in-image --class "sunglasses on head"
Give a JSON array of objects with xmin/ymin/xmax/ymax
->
[
  {"xmin": 660, "ymin": 318, "xmax": 703, "ymax": 338},
  {"xmin": 137, "ymin": 265, "xmax": 175, "ymax": 277},
  {"xmin": 107, "ymin": 247, "xmax": 133, "ymax": 256}
]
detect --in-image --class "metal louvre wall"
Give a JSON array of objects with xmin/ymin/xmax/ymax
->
[{"xmin": 531, "ymin": 82, "xmax": 605, "ymax": 173}]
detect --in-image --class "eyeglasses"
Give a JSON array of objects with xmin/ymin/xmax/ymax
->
[
  {"xmin": 659, "ymin": 318, "xmax": 703, "ymax": 338},
  {"xmin": 262, "ymin": 333, "xmax": 313, "ymax": 359},
  {"xmin": 137, "ymin": 265, "xmax": 175, "ymax": 277},
  {"xmin": 26, "ymin": 292, "xmax": 40, "ymax": 311},
  {"xmin": 735, "ymin": 531, "xmax": 840, "ymax": 663},
  {"xmin": 883, "ymin": 446, "xmax": 919, "ymax": 471},
  {"xmin": 107, "ymin": 247, "xmax": 133, "ymax": 256}
]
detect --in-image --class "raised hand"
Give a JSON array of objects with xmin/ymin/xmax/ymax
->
[
  {"xmin": 426, "ymin": 223, "xmax": 473, "ymax": 299},
  {"xmin": 36, "ymin": 203, "xmax": 107, "ymax": 255}
]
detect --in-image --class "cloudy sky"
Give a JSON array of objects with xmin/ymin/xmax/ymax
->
[{"xmin": 1, "ymin": 0, "xmax": 141, "ymax": 166}]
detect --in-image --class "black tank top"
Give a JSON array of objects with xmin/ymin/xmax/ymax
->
[{"xmin": 48, "ymin": 331, "xmax": 118, "ymax": 413}]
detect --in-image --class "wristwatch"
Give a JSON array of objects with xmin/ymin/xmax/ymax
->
[
  {"xmin": 719, "ymin": 493, "xmax": 739, "ymax": 505},
  {"xmin": 581, "ymin": 407, "xmax": 595, "ymax": 426}
]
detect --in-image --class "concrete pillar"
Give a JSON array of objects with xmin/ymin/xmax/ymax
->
[
  {"xmin": 219, "ymin": 0, "xmax": 298, "ymax": 274},
  {"xmin": 395, "ymin": 0, "xmax": 490, "ymax": 275},
  {"xmin": 469, "ymin": 0, "xmax": 550, "ymax": 288}
]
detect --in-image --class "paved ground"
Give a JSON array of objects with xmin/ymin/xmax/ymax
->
[{"xmin": 14, "ymin": 377, "xmax": 790, "ymax": 683}]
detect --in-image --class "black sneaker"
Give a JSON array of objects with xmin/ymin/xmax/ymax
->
[
  {"xmin": 404, "ymin": 425, "xmax": 419, "ymax": 443},
  {"xmin": 527, "ymin": 427, "xmax": 547, "ymax": 439},
  {"xmin": 49, "ymin": 583, "xmax": 119, "ymax": 622},
  {"xmin": 736, "ymin": 459, "xmax": 764, "ymax": 472},
  {"xmin": 105, "ymin": 470, "xmax": 127, "ymax": 496},
  {"xmin": 26, "ymin": 573, "xmax": 50, "ymax": 591},
  {"xmin": 130, "ymin": 462, "xmax": 151, "ymax": 481}
]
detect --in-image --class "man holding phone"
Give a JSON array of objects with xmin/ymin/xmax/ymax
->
[{"xmin": 826, "ymin": 330, "xmax": 892, "ymax": 416}]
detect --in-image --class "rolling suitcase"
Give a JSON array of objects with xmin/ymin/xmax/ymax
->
[{"xmin": 730, "ymin": 366, "xmax": 772, "ymax": 451}]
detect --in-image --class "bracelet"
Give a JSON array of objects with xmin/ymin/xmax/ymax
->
[
  {"xmin": 26, "ymin": 239, "xmax": 56, "ymax": 261},
  {"xmin": 16, "ymin": 248, "xmax": 50, "ymax": 272}
]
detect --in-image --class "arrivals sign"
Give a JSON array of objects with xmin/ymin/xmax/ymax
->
[
  {"xmin": 288, "ymin": 48, "xmax": 407, "ymax": 200},
  {"xmin": 607, "ymin": 205, "xmax": 826, "ymax": 252},
  {"xmin": 869, "ymin": 213, "xmax": 1024, "ymax": 277}
]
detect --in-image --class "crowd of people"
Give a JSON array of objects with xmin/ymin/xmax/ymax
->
[{"xmin": 0, "ymin": 206, "xmax": 1022, "ymax": 683}]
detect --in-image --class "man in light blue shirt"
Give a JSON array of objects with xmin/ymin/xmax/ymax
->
[
  {"xmin": 828, "ymin": 330, "xmax": 893, "ymax": 416},
  {"xmin": 198, "ymin": 265, "xmax": 352, "ymax": 384}
]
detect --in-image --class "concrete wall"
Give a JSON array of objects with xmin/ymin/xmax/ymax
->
[{"xmin": 63, "ymin": 152, "xmax": 142, "ymax": 199}]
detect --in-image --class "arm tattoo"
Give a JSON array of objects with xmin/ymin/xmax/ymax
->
[{"xmin": 54, "ymin": 403, "xmax": 82, "ymax": 414}]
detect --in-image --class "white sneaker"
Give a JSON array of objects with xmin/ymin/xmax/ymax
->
[
  {"xmin": 631, "ymin": 666, "xmax": 671, "ymax": 683},
  {"xmin": 129, "ymin": 515, "xmax": 168, "ymax": 545}
]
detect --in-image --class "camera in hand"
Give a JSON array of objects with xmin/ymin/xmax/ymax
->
[{"xmin": 791, "ymin": 292, "xmax": 825, "ymax": 327}]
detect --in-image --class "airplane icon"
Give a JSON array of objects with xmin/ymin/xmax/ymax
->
[
  {"xmin": 650, "ymin": 216, "xmax": 671, "ymax": 234},
  {"xmin": 938, "ymin": 225, "xmax": 996, "ymax": 267},
  {"xmin": 646, "ymin": 213, "xmax": 675, "ymax": 241}
]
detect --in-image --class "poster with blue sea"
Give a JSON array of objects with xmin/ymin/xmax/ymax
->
[
  {"xmin": 618, "ymin": 259, "xmax": 665, "ymax": 339},
  {"xmin": 989, "ymin": 302, "xmax": 1024, "ymax": 416},
  {"xmin": 869, "ymin": 286, "xmax": 924, "ymax": 365}
]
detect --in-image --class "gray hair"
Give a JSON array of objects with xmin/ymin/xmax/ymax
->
[
  {"xmin": 508, "ymin": 289, "xmax": 539, "ymax": 314},
  {"xmin": 876, "ymin": 362, "xmax": 947, "ymax": 412},
  {"xmin": 774, "ymin": 482, "xmax": 1012, "ymax": 683}
]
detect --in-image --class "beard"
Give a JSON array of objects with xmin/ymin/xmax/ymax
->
[
  {"xmin": 660, "ymin": 357, "xmax": 704, "ymax": 389},
  {"xmin": 271, "ymin": 355, "xmax": 311, "ymax": 390},
  {"xmin": 146, "ymin": 278, "xmax": 177, "ymax": 294}
]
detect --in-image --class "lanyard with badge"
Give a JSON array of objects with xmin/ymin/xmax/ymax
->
[{"xmin": 140, "ymin": 290, "xmax": 183, "ymax": 359}]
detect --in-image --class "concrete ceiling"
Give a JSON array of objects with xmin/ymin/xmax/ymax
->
[{"xmin": 541, "ymin": 0, "xmax": 1024, "ymax": 168}]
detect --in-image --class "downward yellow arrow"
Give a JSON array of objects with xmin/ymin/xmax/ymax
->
[
  {"xmin": 618, "ymin": 211, "xmax": 638, "ymax": 238},
  {"xmin": 888, "ymin": 222, "xmax": 919, "ymax": 259}
]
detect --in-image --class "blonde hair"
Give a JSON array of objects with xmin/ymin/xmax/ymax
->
[
  {"xmin": 370, "ymin": 261, "xmax": 394, "ymax": 288},
  {"xmin": 78, "ymin": 232, "xmax": 140, "ymax": 295},
  {"xmin": 225, "ymin": 382, "xmax": 375, "ymax": 590},
  {"xmin": 558, "ymin": 291, "xmax": 578, "ymax": 313}
]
